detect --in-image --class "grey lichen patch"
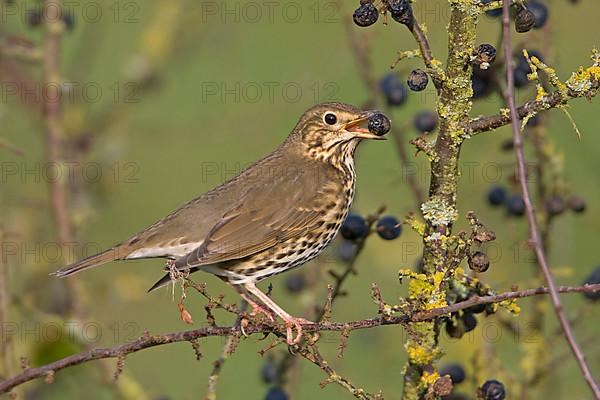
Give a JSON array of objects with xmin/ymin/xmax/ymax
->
[{"xmin": 421, "ymin": 199, "xmax": 459, "ymax": 226}]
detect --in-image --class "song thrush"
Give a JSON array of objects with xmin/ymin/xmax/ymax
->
[{"xmin": 53, "ymin": 102, "xmax": 390, "ymax": 344}]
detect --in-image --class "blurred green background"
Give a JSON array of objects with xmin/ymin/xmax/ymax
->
[{"xmin": 1, "ymin": 0, "xmax": 600, "ymax": 399}]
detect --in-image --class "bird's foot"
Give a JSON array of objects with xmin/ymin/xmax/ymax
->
[
  {"xmin": 283, "ymin": 316, "xmax": 313, "ymax": 345},
  {"xmin": 239, "ymin": 302, "xmax": 276, "ymax": 338}
]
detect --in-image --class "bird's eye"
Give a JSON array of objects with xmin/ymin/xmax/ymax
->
[{"xmin": 324, "ymin": 113, "xmax": 337, "ymax": 125}]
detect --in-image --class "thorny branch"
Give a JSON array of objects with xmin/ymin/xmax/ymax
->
[
  {"xmin": 501, "ymin": 1, "xmax": 600, "ymax": 398},
  {"xmin": 1, "ymin": 283, "xmax": 599, "ymax": 395}
]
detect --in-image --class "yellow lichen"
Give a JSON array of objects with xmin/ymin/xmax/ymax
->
[
  {"xmin": 406, "ymin": 215, "xmax": 426, "ymax": 236},
  {"xmin": 406, "ymin": 344, "xmax": 434, "ymax": 365},
  {"xmin": 403, "ymin": 270, "xmax": 447, "ymax": 310},
  {"xmin": 421, "ymin": 371, "xmax": 440, "ymax": 386},
  {"xmin": 499, "ymin": 299, "xmax": 521, "ymax": 315}
]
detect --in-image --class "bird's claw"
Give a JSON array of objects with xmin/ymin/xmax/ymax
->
[
  {"xmin": 284, "ymin": 317, "xmax": 313, "ymax": 345},
  {"xmin": 240, "ymin": 318, "xmax": 250, "ymax": 338}
]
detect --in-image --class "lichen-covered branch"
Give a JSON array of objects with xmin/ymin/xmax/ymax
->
[
  {"xmin": 466, "ymin": 66, "xmax": 600, "ymax": 136},
  {"xmin": 402, "ymin": 1, "xmax": 480, "ymax": 398}
]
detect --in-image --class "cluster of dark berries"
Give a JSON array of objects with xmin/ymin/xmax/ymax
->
[
  {"xmin": 338, "ymin": 213, "xmax": 402, "ymax": 261},
  {"xmin": 368, "ymin": 113, "xmax": 392, "ymax": 136},
  {"xmin": 582, "ymin": 266, "xmax": 600, "ymax": 301},
  {"xmin": 340, "ymin": 213, "xmax": 402, "ymax": 242},
  {"xmin": 26, "ymin": 10, "xmax": 75, "ymax": 30},
  {"xmin": 488, "ymin": 185, "xmax": 586, "ymax": 217},
  {"xmin": 352, "ymin": 0, "xmax": 415, "ymax": 28},
  {"xmin": 414, "ymin": 110, "xmax": 438, "ymax": 134},
  {"xmin": 445, "ymin": 284, "xmax": 494, "ymax": 339},
  {"xmin": 380, "ymin": 73, "xmax": 408, "ymax": 106},
  {"xmin": 487, "ymin": 186, "xmax": 525, "ymax": 217},
  {"xmin": 557, "ymin": 195, "xmax": 587, "ymax": 214},
  {"xmin": 479, "ymin": 379, "xmax": 506, "ymax": 400},
  {"xmin": 515, "ymin": 1, "xmax": 549, "ymax": 33}
]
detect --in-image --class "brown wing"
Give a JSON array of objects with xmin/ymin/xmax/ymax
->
[
  {"xmin": 173, "ymin": 163, "xmax": 332, "ymax": 269},
  {"xmin": 113, "ymin": 149, "xmax": 293, "ymax": 260}
]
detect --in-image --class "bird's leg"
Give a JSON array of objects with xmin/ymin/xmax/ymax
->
[
  {"xmin": 243, "ymin": 282, "xmax": 312, "ymax": 345},
  {"xmin": 230, "ymin": 284, "xmax": 275, "ymax": 338},
  {"xmin": 233, "ymin": 285, "xmax": 275, "ymax": 321}
]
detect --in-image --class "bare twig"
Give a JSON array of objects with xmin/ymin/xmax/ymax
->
[
  {"xmin": 2, "ymin": 283, "xmax": 598, "ymax": 394},
  {"xmin": 501, "ymin": 1, "xmax": 600, "ymax": 398}
]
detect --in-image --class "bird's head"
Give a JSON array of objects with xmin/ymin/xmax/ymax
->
[{"xmin": 287, "ymin": 102, "xmax": 387, "ymax": 163}]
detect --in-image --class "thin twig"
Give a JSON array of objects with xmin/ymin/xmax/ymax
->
[{"xmin": 501, "ymin": 1, "xmax": 600, "ymax": 398}]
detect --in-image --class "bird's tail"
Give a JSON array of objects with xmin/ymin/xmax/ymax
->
[
  {"xmin": 146, "ymin": 266, "xmax": 201, "ymax": 293},
  {"xmin": 146, "ymin": 273, "xmax": 173, "ymax": 292},
  {"xmin": 51, "ymin": 248, "xmax": 120, "ymax": 277}
]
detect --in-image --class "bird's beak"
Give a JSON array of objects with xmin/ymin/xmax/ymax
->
[{"xmin": 343, "ymin": 111, "xmax": 387, "ymax": 140}]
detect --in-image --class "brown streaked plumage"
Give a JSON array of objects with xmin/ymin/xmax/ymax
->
[{"xmin": 53, "ymin": 102, "xmax": 388, "ymax": 344}]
